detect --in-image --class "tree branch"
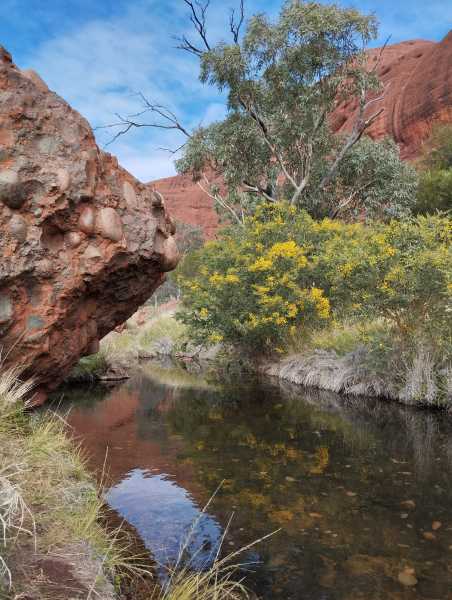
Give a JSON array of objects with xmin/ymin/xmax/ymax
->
[
  {"xmin": 320, "ymin": 85, "xmax": 386, "ymax": 190},
  {"xmin": 94, "ymin": 93, "xmax": 192, "ymax": 148},
  {"xmin": 242, "ymin": 180, "xmax": 276, "ymax": 203},
  {"xmin": 176, "ymin": 0, "xmax": 211, "ymax": 55},
  {"xmin": 330, "ymin": 178, "xmax": 376, "ymax": 218},
  {"xmin": 230, "ymin": 0, "xmax": 245, "ymax": 43},
  {"xmin": 198, "ymin": 175, "xmax": 245, "ymax": 226}
]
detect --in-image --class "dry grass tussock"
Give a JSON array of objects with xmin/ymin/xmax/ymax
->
[
  {"xmin": 154, "ymin": 488, "xmax": 278, "ymax": 600},
  {"xmin": 263, "ymin": 345, "xmax": 451, "ymax": 407},
  {"xmin": 265, "ymin": 319, "xmax": 452, "ymax": 407},
  {"xmin": 0, "ymin": 364, "xmax": 146, "ymax": 598}
]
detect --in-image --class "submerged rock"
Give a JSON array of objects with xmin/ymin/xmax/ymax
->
[{"xmin": 0, "ymin": 46, "xmax": 180, "ymax": 400}]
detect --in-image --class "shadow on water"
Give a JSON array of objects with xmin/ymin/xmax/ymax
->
[{"xmin": 52, "ymin": 364, "xmax": 452, "ymax": 600}]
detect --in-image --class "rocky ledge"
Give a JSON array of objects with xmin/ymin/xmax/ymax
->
[{"xmin": 0, "ymin": 46, "xmax": 180, "ymax": 402}]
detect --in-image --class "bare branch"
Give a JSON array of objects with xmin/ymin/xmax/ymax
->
[
  {"xmin": 176, "ymin": 0, "xmax": 211, "ymax": 55},
  {"xmin": 198, "ymin": 175, "xmax": 245, "ymax": 226},
  {"xmin": 157, "ymin": 141, "xmax": 188, "ymax": 155},
  {"xmin": 94, "ymin": 94, "xmax": 192, "ymax": 147},
  {"xmin": 369, "ymin": 35, "xmax": 392, "ymax": 75},
  {"xmin": 175, "ymin": 35, "xmax": 204, "ymax": 56},
  {"xmin": 230, "ymin": 0, "xmax": 245, "ymax": 43}
]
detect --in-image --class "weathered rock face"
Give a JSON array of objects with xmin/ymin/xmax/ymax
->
[
  {"xmin": 150, "ymin": 33, "xmax": 452, "ymax": 237},
  {"xmin": 331, "ymin": 32, "xmax": 452, "ymax": 159},
  {"xmin": 0, "ymin": 47, "xmax": 180, "ymax": 400}
]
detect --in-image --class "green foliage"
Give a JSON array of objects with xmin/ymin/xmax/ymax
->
[
  {"xmin": 415, "ymin": 169, "xmax": 452, "ymax": 215},
  {"xmin": 322, "ymin": 214, "xmax": 452, "ymax": 345},
  {"xmin": 421, "ymin": 124, "xmax": 452, "ymax": 171},
  {"xmin": 178, "ymin": 204, "xmax": 451, "ymax": 356},
  {"xmin": 176, "ymin": 1, "xmax": 416, "ymax": 222},
  {"xmin": 414, "ymin": 124, "xmax": 452, "ymax": 215},
  {"xmin": 327, "ymin": 136, "xmax": 418, "ymax": 221}
]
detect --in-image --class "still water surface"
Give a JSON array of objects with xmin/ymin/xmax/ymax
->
[{"xmin": 56, "ymin": 364, "xmax": 452, "ymax": 599}]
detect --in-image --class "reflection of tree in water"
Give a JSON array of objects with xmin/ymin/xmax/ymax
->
[
  {"xmin": 155, "ymin": 377, "xmax": 452, "ymax": 600},
  {"xmin": 63, "ymin": 369, "xmax": 452, "ymax": 600}
]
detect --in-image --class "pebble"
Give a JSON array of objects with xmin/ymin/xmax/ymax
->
[{"xmin": 398, "ymin": 568, "xmax": 418, "ymax": 587}]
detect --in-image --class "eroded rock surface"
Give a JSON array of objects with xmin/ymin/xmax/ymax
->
[{"xmin": 0, "ymin": 47, "xmax": 180, "ymax": 400}]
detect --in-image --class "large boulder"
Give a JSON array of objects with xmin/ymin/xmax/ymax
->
[{"xmin": 0, "ymin": 47, "xmax": 180, "ymax": 401}]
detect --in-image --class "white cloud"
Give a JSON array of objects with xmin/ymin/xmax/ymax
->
[
  {"xmin": 16, "ymin": 0, "xmax": 451, "ymax": 182},
  {"xmin": 22, "ymin": 0, "xmax": 223, "ymax": 181}
]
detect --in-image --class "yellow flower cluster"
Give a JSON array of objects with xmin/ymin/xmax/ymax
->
[
  {"xmin": 249, "ymin": 239, "xmax": 308, "ymax": 271},
  {"xmin": 310, "ymin": 287, "xmax": 330, "ymax": 319},
  {"xmin": 209, "ymin": 272, "xmax": 240, "ymax": 285}
]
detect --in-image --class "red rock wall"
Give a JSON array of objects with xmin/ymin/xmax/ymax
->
[
  {"xmin": 151, "ymin": 173, "xmax": 219, "ymax": 239},
  {"xmin": 331, "ymin": 32, "xmax": 452, "ymax": 159},
  {"xmin": 0, "ymin": 47, "xmax": 179, "ymax": 400}
]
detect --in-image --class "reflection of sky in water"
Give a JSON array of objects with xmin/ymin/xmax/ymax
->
[{"xmin": 106, "ymin": 468, "xmax": 223, "ymax": 576}]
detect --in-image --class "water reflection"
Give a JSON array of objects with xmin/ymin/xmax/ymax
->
[
  {"xmin": 54, "ymin": 365, "xmax": 452, "ymax": 600},
  {"xmin": 107, "ymin": 469, "xmax": 222, "ymax": 574}
]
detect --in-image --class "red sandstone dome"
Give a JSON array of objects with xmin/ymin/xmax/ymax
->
[
  {"xmin": 331, "ymin": 33, "xmax": 452, "ymax": 159},
  {"xmin": 151, "ymin": 32, "xmax": 452, "ymax": 238}
]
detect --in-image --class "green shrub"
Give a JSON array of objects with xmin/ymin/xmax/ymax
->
[
  {"xmin": 414, "ymin": 124, "xmax": 452, "ymax": 215},
  {"xmin": 322, "ymin": 214, "xmax": 451, "ymax": 346},
  {"xmin": 415, "ymin": 169, "xmax": 452, "ymax": 215}
]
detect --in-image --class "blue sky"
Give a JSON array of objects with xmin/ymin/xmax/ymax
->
[{"xmin": 1, "ymin": 0, "xmax": 451, "ymax": 181}]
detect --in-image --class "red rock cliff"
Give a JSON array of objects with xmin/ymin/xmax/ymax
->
[
  {"xmin": 0, "ymin": 47, "xmax": 179, "ymax": 400},
  {"xmin": 152, "ymin": 32, "xmax": 452, "ymax": 237},
  {"xmin": 151, "ymin": 173, "xmax": 219, "ymax": 239},
  {"xmin": 331, "ymin": 32, "xmax": 452, "ymax": 159}
]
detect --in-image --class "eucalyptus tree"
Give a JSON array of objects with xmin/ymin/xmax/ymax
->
[{"xmin": 107, "ymin": 1, "xmax": 416, "ymax": 224}]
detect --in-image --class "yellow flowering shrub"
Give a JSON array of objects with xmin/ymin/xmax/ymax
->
[
  {"xmin": 177, "ymin": 204, "xmax": 332, "ymax": 352},
  {"xmin": 178, "ymin": 203, "xmax": 451, "ymax": 355}
]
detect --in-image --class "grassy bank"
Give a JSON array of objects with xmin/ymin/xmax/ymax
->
[
  {"xmin": 0, "ymin": 366, "xmax": 137, "ymax": 599},
  {"xmin": 0, "ymin": 366, "xmax": 254, "ymax": 599},
  {"xmin": 70, "ymin": 303, "xmax": 451, "ymax": 408},
  {"xmin": 263, "ymin": 318, "xmax": 452, "ymax": 409},
  {"xmin": 69, "ymin": 307, "xmax": 187, "ymax": 383}
]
